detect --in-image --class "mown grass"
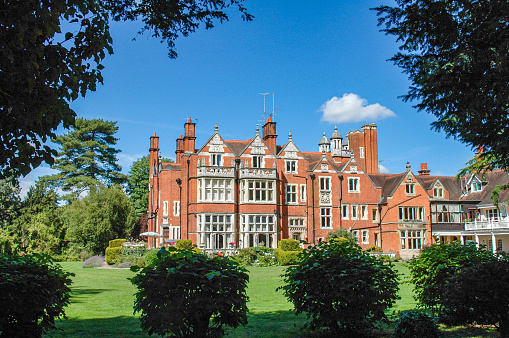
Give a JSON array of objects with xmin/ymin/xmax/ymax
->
[{"xmin": 44, "ymin": 262, "xmax": 498, "ymax": 337}]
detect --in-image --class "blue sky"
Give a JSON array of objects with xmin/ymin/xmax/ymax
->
[{"xmin": 20, "ymin": 0, "xmax": 475, "ymax": 196}]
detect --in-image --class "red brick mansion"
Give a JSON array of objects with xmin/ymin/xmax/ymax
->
[{"xmin": 147, "ymin": 118, "xmax": 509, "ymax": 260}]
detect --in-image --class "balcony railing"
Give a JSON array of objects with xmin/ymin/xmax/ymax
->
[
  {"xmin": 197, "ymin": 166, "xmax": 235, "ymax": 178},
  {"xmin": 465, "ymin": 217, "xmax": 509, "ymax": 231},
  {"xmin": 239, "ymin": 168, "xmax": 276, "ymax": 179}
]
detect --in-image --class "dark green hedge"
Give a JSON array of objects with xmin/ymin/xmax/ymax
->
[
  {"xmin": 274, "ymin": 248, "xmax": 300, "ymax": 265},
  {"xmin": 278, "ymin": 239, "xmax": 300, "ymax": 251}
]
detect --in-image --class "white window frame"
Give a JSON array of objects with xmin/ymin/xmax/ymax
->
[
  {"xmin": 320, "ymin": 207, "xmax": 332, "ymax": 228},
  {"xmin": 285, "ymin": 160, "xmax": 298, "ymax": 174},
  {"xmin": 342, "ymin": 204, "xmax": 349, "ymax": 219},
  {"xmin": 252, "ymin": 155, "xmax": 264, "ymax": 168},
  {"xmin": 401, "ymin": 230, "xmax": 423, "ymax": 250},
  {"xmin": 211, "ymin": 154, "xmax": 222, "ymax": 166},
  {"xmin": 286, "ymin": 184, "xmax": 298, "ymax": 204},
  {"xmin": 433, "ymin": 187, "xmax": 443, "ymax": 197},
  {"xmin": 362, "ymin": 230, "xmax": 369, "ymax": 244},
  {"xmin": 300, "ymin": 184, "xmax": 307, "ymax": 202},
  {"xmin": 320, "ymin": 176, "xmax": 331, "ymax": 191},
  {"xmin": 243, "ymin": 180, "xmax": 275, "ymax": 203},
  {"xmin": 348, "ymin": 177, "xmax": 360, "ymax": 193},
  {"xmin": 199, "ymin": 214, "xmax": 235, "ymax": 250},
  {"xmin": 361, "ymin": 205, "xmax": 368, "ymax": 220},
  {"xmin": 372, "ymin": 208, "xmax": 378, "ymax": 222},
  {"xmin": 173, "ymin": 201, "xmax": 180, "ymax": 216},
  {"xmin": 351, "ymin": 205, "xmax": 358, "ymax": 220},
  {"xmin": 163, "ymin": 201, "xmax": 168, "ymax": 216},
  {"xmin": 406, "ymin": 183, "xmax": 415, "ymax": 195},
  {"xmin": 399, "ymin": 206, "xmax": 425, "ymax": 221},
  {"xmin": 199, "ymin": 178, "xmax": 234, "ymax": 202}
]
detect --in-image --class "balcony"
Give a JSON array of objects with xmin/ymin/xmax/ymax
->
[
  {"xmin": 465, "ymin": 217, "xmax": 509, "ymax": 231},
  {"xmin": 239, "ymin": 168, "xmax": 276, "ymax": 179},
  {"xmin": 197, "ymin": 166, "xmax": 235, "ymax": 178}
]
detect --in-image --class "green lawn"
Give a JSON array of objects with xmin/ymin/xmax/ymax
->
[{"xmin": 44, "ymin": 262, "xmax": 497, "ymax": 337}]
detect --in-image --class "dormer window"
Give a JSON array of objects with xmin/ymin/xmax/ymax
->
[
  {"xmin": 433, "ymin": 188, "xmax": 443, "ymax": 197},
  {"xmin": 211, "ymin": 154, "xmax": 222, "ymax": 166},
  {"xmin": 471, "ymin": 181, "xmax": 482, "ymax": 192},
  {"xmin": 406, "ymin": 184, "xmax": 415, "ymax": 195}
]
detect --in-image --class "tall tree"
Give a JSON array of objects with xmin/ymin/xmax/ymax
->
[
  {"xmin": 373, "ymin": 1, "xmax": 509, "ymax": 170},
  {"xmin": 0, "ymin": 0, "xmax": 252, "ymax": 179},
  {"xmin": 0, "ymin": 178, "xmax": 21, "ymax": 253},
  {"xmin": 13, "ymin": 182, "xmax": 65, "ymax": 255},
  {"xmin": 127, "ymin": 155, "xmax": 172, "ymax": 216},
  {"xmin": 63, "ymin": 184, "xmax": 136, "ymax": 255},
  {"xmin": 42, "ymin": 118, "xmax": 127, "ymax": 198}
]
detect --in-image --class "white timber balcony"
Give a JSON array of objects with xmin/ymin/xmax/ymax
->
[{"xmin": 465, "ymin": 217, "xmax": 509, "ymax": 231}]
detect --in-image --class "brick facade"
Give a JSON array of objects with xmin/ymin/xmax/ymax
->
[{"xmin": 147, "ymin": 118, "xmax": 509, "ymax": 260}]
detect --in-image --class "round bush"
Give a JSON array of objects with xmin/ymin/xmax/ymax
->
[
  {"xmin": 392, "ymin": 310, "xmax": 440, "ymax": 338},
  {"xmin": 279, "ymin": 240, "xmax": 399, "ymax": 335},
  {"xmin": 131, "ymin": 248, "xmax": 249, "ymax": 337},
  {"xmin": 0, "ymin": 254, "xmax": 74, "ymax": 337}
]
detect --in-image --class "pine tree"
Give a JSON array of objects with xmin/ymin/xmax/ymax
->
[{"xmin": 43, "ymin": 118, "xmax": 127, "ymax": 198}]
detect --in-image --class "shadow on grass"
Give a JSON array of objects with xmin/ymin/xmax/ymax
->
[
  {"xmin": 44, "ymin": 315, "xmax": 147, "ymax": 338},
  {"xmin": 68, "ymin": 287, "xmax": 113, "ymax": 303}
]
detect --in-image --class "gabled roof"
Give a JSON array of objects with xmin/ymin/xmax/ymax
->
[
  {"xmin": 224, "ymin": 140, "xmax": 250, "ymax": 156},
  {"xmin": 461, "ymin": 170, "xmax": 509, "ymax": 206},
  {"xmin": 368, "ymin": 173, "xmax": 406, "ymax": 204},
  {"xmin": 303, "ymin": 151, "xmax": 345, "ymax": 172},
  {"xmin": 415, "ymin": 176, "xmax": 462, "ymax": 200}
]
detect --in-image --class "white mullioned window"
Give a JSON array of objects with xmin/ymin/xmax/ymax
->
[
  {"xmin": 199, "ymin": 178, "xmax": 233, "ymax": 202},
  {"xmin": 285, "ymin": 160, "xmax": 297, "ymax": 174},
  {"xmin": 320, "ymin": 176, "xmax": 331, "ymax": 191},
  {"xmin": 252, "ymin": 156, "xmax": 263, "ymax": 168},
  {"xmin": 399, "ymin": 207, "xmax": 424, "ymax": 221},
  {"xmin": 243, "ymin": 180, "xmax": 275, "ymax": 203},
  {"xmin": 286, "ymin": 184, "xmax": 298, "ymax": 204},
  {"xmin": 321, "ymin": 208, "xmax": 332, "ymax": 228},
  {"xmin": 211, "ymin": 154, "xmax": 222, "ymax": 166},
  {"xmin": 242, "ymin": 214, "xmax": 276, "ymax": 248},
  {"xmin": 348, "ymin": 177, "xmax": 360, "ymax": 192},
  {"xmin": 198, "ymin": 214, "xmax": 234, "ymax": 250},
  {"xmin": 406, "ymin": 184, "xmax": 415, "ymax": 195},
  {"xmin": 401, "ymin": 230, "xmax": 422, "ymax": 250}
]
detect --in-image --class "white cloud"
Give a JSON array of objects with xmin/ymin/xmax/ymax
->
[
  {"xmin": 378, "ymin": 164, "xmax": 390, "ymax": 174},
  {"xmin": 319, "ymin": 93, "xmax": 396, "ymax": 123}
]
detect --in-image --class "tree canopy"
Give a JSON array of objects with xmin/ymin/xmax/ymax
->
[
  {"xmin": 0, "ymin": 0, "xmax": 252, "ymax": 179},
  {"xmin": 42, "ymin": 118, "xmax": 127, "ymax": 198},
  {"xmin": 128, "ymin": 155, "xmax": 172, "ymax": 217},
  {"xmin": 373, "ymin": 0, "xmax": 509, "ymax": 170}
]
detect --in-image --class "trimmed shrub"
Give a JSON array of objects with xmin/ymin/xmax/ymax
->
[
  {"xmin": 131, "ymin": 247, "xmax": 249, "ymax": 337},
  {"xmin": 409, "ymin": 242, "xmax": 498, "ymax": 313},
  {"xmin": 441, "ymin": 259, "xmax": 509, "ymax": 336},
  {"xmin": 105, "ymin": 247, "xmax": 122, "ymax": 265},
  {"xmin": 274, "ymin": 248, "xmax": 300, "ymax": 266},
  {"xmin": 82, "ymin": 255, "xmax": 105, "ymax": 268},
  {"xmin": 279, "ymin": 240, "xmax": 399, "ymax": 336},
  {"xmin": 0, "ymin": 254, "xmax": 74, "ymax": 337},
  {"xmin": 176, "ymin": 239, "xmax": 193, "ymax": 250},
  {"xmin": 142, "ymin": 248, "xmax": 160, "ymax": 267},
  {"xmin": 109, "ymin": 239, "xmax": 127, "ymax": 248},
  {"xmin": 392, "ymin": 310, "xmax": 440, "ymax": 338},
  {"xmin": 278, "ymin": 239, "xmax": 300, "ymax": 251}
]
